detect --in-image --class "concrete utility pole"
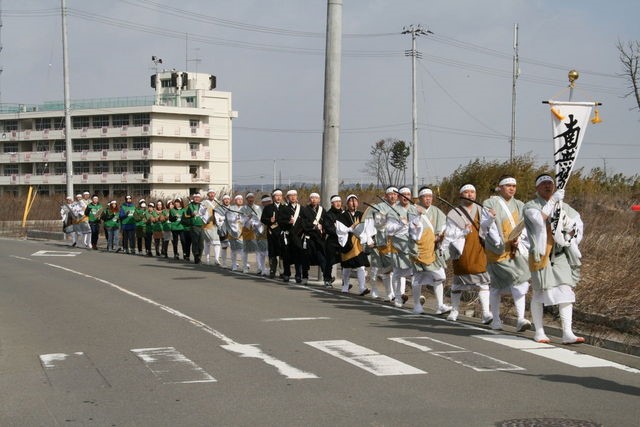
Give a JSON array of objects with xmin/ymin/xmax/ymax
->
[
  {"xmin": 509, "ymin": 23, "xmax": 519, "ymax": 162},
  {"xmin": 320, "ymin": 0, "xmax": 342, "ymax": 205},
  {"xmin": 61, "ymin": 0, "xmax": 73, "ymax": 197},
  {"xmin": 402, "ymin": 24, "xmax": 429, "ymax": 197}
]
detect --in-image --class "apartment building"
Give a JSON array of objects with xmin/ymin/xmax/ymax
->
[{"xmin": 0, "ymin": 70, "xmax": 236, "ymax": 198}]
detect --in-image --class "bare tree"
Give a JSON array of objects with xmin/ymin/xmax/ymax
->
[
  {"xmin": 617, "ymin": 39, "xmax": 640, "ymax": 112},
  {"xmin": 362, "ymin": 138, "xmax": 411, "ymax": 188}
]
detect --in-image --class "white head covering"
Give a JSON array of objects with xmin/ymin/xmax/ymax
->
[
  {"xmin": 385, "ymin": 186, "xmax": 398, "ymax": 194},
  {"xmin": 286, "ymin": 189, "xmax": 298, "ymax": 196},
  {"xmin": 535, "ymin": 174, "xmax": 554, "ymax": 187},
  {"xmin": 459, "ymin": 184, "xmax": 476, "ymax": 194},
  {"xmin": 309, "ymin": 192, "xmax": 320, "ymax": 198},
  {"xmin": 418, "ymin": 188, "xmax": 433, "ymax": 197}
]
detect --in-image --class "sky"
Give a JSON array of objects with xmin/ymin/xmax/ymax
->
[{"xmin": 2, "ymin": 0, "xmax": 639, "ymax": 189}]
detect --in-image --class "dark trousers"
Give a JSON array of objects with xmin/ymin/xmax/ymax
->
[
  {"xmin": 190, "ymin": 227, "xmax": 204, "ymax": 261},
  {"xmin": 122, "ymin": 228, "xmax": 136, "ymax": 253},
  {"xmin": 90, "ymin": 222, "xmax": 100, "ymax": 248}
]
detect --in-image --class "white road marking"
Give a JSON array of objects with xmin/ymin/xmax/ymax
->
[
  {"xmin": 32, "ymin": 250, "xmax": 82, "ymax": 257},
  {"xmin": 131, "ymin": 347, "xmax": 217, "ymax": 384},
  {"xmin": 263, "ymin": 317, "xmax": 331, "ymax": 322},
  {"xmin": 305, "ymin": 340, "xmax": 426, "ymax": 376},
  {"xmin": 39, "ymin": 352, "xmax": 84, "ymax": 368},
  {"xmin": 39, "ymin": 352, "xmax": 111, "ymax": 389},
  {"xmin": 474, "ymin": 335, "xmax": 640, "ymax": 373},
  {"xmin": 221, "ymin": 343, "xmax": 318, "ymax": 379},
  {"xmin": 43, "ymin": 263, "xmax": 318, "ymax": 380},
  {"xmin": 390, "ymin": 336, "xmax": 523, "ymax": 372}
]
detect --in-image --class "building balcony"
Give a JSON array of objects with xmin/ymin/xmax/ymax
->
[
  {"xmin": 0, "ymin": 172, "xmax": 211, "ymax": 186},
  {"xmin": 0, "ymin": 148, "xmax": 213, "ymax": 163},
  {"xmin": 1, "ymin": 124, "xmax": 212, "ymax": 141}
]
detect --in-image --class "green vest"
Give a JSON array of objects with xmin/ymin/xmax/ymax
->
[
  {"xmin": 103, "ymin": 209, "xmax": 119, "ymax": 228},
  {"xmin": 121, "ymin": 204, "xmax": 136, "ymax": 225},
  {"xmin": 87, "ymin": 203, "xmax": 103, "ymax": 223},
  {"xmin": 170, "ymin": 208, "xmax": 186, "ymax": 231},
  {"xmin": 186, "ymin": 202, "xmax": 204, "ymax": 227}
]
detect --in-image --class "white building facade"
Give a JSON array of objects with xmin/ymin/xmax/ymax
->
[{"xmin": 0, "ymin": 71, "xmax": 236, "ymax": 198}]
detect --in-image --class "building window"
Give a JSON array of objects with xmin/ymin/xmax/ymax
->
[
  {"xmin": 189, "ymin": 141, "xmax": 200, "ymax": 151},
  {"xmin": 184, "ymin": 96, "xmax": 196, "ymax": 107},
  {"xmin": 2, "ymin": 120, "xmax": 18, "ymax": 131},
  {"xmin": 189, "ymin": 165, "xmax": 198, "ymax": 177},
  {"xmin": 73, "ymin": 162, "xmax": 90, "ymax": 174},
  {"xmin": 112, "ymin": 138, "xmax": 128, "ymax": 150},
  {"xmin": 52, "ymin": 185, "xmax": 65, "ymax": 194},
  {"xmin": 93, "ymin": 186, "xmax": 109, "ymax": 197},
  {"xmin": 35, "ymin": 118, "xmax": 51, "ymax": 131},
  {"xmin": 132, "ymin": 137, "xmax": 150, "ymax": 150},
  {"xmin": 35, "ymin": 140, "xmax": 49, "ymax": 152},
  {"xmin": 92, "ymin": 139, "xmax": 109, "ymax": 151},
  {"xmin": 3, "ymin": 164, "xmax": 18, "ymax": 176},
  {"xmin": 132, "ymin": 113, "xmax": 150, "ymax": 126},
  {"xmin": 53, "ymin": 163, "xmax": 66, "ymax": 174},
  {"xmin": 189, "ymin": 119, "xmax": 199, "ymax": 128},
  {"xmin": 35, "ymin": 163, "xmax": 50, "ymax": 175},
  {"xmin": 3, "ymin": 142, "xmax": 19, "ymax": 153},
  {"xmin": 113, "ymin": 161, "xmax": 128, "ymax": 173},
  {"xmin": 72, "ymin": 139, "xmax": 90, "ymax": 152},
  {"xmin": 160, "ymin": 79, "xmax": 172, "ymax": 88},
  {"xmin": 111, "ymin": 186, "xmax": 127, "ymax": 197},
  {"xmin": 92, "ymin": 115, "xmax": 109, "ymax": 128},
  {"xmin": 52, "ymin": 117, "xmax": 65, "ymax": 130},
  {"xmin": 130, "ymin": 184, "xmax": 150, "ymax": 196},
  {"xmin": 132, "ymin": 160, "xmax": 150, "ymax": 175},
  {"xmin": 53, "ymin": 140, "xmax": 65, "ymax": 153},
  {"xmin": 72, "ymin": 116, "xmax": 90, "ymax": 129},
  {"xmin": 94, "ymin": 161, "xmax": 109, "ymax": 174},
  {"xmin": 112, "ymin": 114, "xmax": 130, "ymax": 127}
]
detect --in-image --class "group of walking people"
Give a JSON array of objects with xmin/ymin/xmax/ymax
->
[{"xmin": 60, "ymin": 172, "xmax": 585, "ymax": 344}]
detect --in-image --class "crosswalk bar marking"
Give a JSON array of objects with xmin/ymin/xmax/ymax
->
[
  {"xmin": 473, "ymin": 335, "xmax": 640, "ymax": 373},
  {"xmin": 305, "ymin": 340, "xmax": 426, "ymax": 376},
  {"xmin": 131, "ymin": 347, "xmax": 217, "ymax": 384}
]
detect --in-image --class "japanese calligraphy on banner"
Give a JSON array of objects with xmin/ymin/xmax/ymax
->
[{"xmin": 548, "ymin": 100, "xmax": 595, "ymax": 190}]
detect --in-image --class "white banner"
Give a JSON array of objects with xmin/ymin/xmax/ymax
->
[{"xmin": 548, "ymin": 100, "xmax": 595, "ymax": 190}]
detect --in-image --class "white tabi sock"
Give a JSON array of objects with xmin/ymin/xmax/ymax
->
[
  {"xmin": 242, "ymin": 251, "xmax": 249, "ymax": 269},
  {"xmin": 399, "ymin": 276, "xmax": 406, "ymax": 295},
  {"xmin": 450, "ymin": 291, "xmax": 462, "ymax": 311},
  {"xmin": 382, "ymin": 273, "xmax": 393, "ymax": 300},
  {"xmin": 432, "ymin": 281, "xmax": 445, "ymax": 308},
  {"xmin": 213, "ymin": 244, "xmax": 221, "ymax": 264},
  {"xmin": 489, "ymin": 287, "xmax": 502, "ymax": 324},
  {"xmin": 341, "ymin": 268, "xmax": 351, "ymax": 292},
  {"xmin": 530, "ymin": 292, "xmax": 549, "ymax": 342},
  {"xmin": 83, "ymin": 233, "xmax": 90, "ymax": 247},
  {"xmin": 257, "ymin": 251, "xmax": 266, "ymax": 273},
  {"xmin": 412, "ymin": 283, "xmax": 423, "ymax": 309},
  {"xmin": 478, "ymin": 289, "xmax": 491, "ymax": 317},
  {"xmin": 356, "ymin": 267, "xmax": 367, "ymax": 293},
  {"xmin": 392, "ymin": 274, "xmax": 404, "ymax": 303},
  {"xmin": 559, "ymin": 302, "xmax": 582, "ymax": 343},
  {"xmin": 513, "ymin": 293, "xmax": 526, "ymax": 321}
]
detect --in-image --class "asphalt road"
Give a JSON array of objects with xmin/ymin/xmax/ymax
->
[{"xmin": 1, "ymin": 238, "xmax": 639, "ymax": 427}]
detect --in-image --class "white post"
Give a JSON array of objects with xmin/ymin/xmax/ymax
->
[
  {"xmin": 320, "ymin": 0, "xmax": 342, "ymax": 205},
  {"xmin": 61, "ymin": 0, "xmax": 73, "ymax": 197}
]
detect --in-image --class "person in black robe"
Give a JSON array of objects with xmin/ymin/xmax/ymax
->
[
  {"xmin": 277, "ymin": 189, "xmax": 304, "ymax": 283},
  {"xmin": 260, "ymin": 189, "xmax": 284, "ymax": 279}
]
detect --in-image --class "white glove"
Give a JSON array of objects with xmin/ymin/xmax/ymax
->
[{"xmin": 550, "ymin": 189, "xmax": 565, "ymax": 203}]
